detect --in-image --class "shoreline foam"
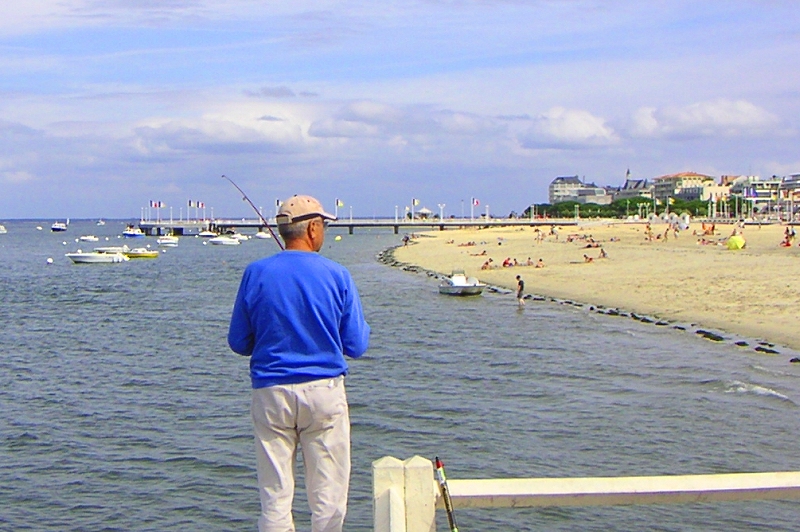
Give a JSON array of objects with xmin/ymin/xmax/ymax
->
[{"xmin": 384, "ymin": 220, "xmax": 800, "ymax": 358}]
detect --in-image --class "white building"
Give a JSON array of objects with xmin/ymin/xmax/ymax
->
[{"xmin": 549, "ymin": 176, "xmax": 611, "ymax": 205}]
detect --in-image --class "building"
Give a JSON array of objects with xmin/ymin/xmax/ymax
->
[
  {"xmin": 613, "ymin": 178, "xmax": 653, "ymax": 201},
  {"xmin": 729, "ymin": 175, "xmax": 782, "ymax": 213},
  {"xmin": 548, "ymin": 175, "xmax": 612, "ymax": 205},
  {"xmin": 548, "ymin": 175, "xmax": 583, "ymax": 204},
  {"xmin": 652, "ymin": 172, "xmax": 719, "ymax": 203}
]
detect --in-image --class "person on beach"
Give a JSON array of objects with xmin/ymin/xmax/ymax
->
[
  {"xmin": 516, "ymin": 275, "xmax": 525, "ymax": 308},
  {"xmin": 535, "ymin": 258, "xmax": 544, "ymax": 268},
  {"xmin": 228, "ymin": 194, "xmax": 371, "ymax": 532}
]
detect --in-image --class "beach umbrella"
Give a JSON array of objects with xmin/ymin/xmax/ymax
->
[{"xmin": 726, "ymin": 234, "xmax": 746, "ymax": 250}]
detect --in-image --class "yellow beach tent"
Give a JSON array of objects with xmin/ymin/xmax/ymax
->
[{"xmin": 726, "ymin": 234, "xmax": 746, "ymax": 250}]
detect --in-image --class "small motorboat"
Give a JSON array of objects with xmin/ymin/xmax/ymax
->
[
  {"xmin": 253, "ymin": 231, "xmax": 272, "ymax": 240},
  {"xmin": 79, "ymin": 235, "xmax": 99, "ymax": 242},
  {"xmin": 208, "ymin": 235, "xmax": 241, "ymax": 246},
  {"xmin": 96, "ymin": 219, "xmax": 106, "ymax": 226},
  {"xmin": 51, "ymin": 220, "xmax": 69, "ymax": 232},
  {"xmin": 122, "ymin": 225, "xmax": 145, "ymax": 238},
  {"xmin": 198, "ymin": 229, "xmax": 218, "ymax": 238},
  {"xmin": 438, "ymin": 270, "xmax": 487, "ymax": 296},
  {"xmin": 124, "ymin": 247, "xmax": 159, "ymax": 259},
  {"xmin": 66, "ymin": 250, "xmax": 129, "ymax": 264},
  {"xmin": 157, "ymin": 235, "xmax": 179, "ymax": 247},
  {"xmin": 0, "ymin": 224, "xmax": 7, "ymax": 234}
]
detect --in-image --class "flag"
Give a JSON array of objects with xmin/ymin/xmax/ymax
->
[
  {"xmin": 412, "ymin": 198, "xmax": 420, "ymax": 206},
  {"xmin": 336, "ymin": 199, "xmax": 344, "ymax": 207},
  {"xmin": 188, "ymin": 200, "xmax": 195, "ymax": 207},
  {"xmin": 198, "ymin": 202, "xmax": 205, "ymax": 208},
  {"xmin": 158, "ymin": 201, "xmax": 166, "ymax": 208},
  {"xmin": 472, "ymin": 197, "xmax": 480, "ymax": 206}
]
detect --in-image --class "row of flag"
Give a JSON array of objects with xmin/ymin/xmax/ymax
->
[
  {"xmin": 412, "ymin": 197, "xmax": 480, "ymax": 206},
  {"xmin": 149, "ymin": 200, "xmax": 207, "ymax": 208}
]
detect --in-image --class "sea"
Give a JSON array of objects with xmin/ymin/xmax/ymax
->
[{"xmin": 1, "ymin": 219, "xmax": 799, "ymax": 531}]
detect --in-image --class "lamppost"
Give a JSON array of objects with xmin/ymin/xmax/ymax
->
[
  {"xmin": 395, "ymin": 205, "xmax": 398, "ymax": 223},
  {"xmin": 438, "ymin": 203, "xmax": 446, "ymax": 220}
]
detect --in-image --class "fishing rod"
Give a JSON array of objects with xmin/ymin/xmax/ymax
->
[
  {"xmin": 435, "ymin": 456, "xmax": 459, "ymax": 532},
  {"xmin": 221, "ymin": 174, "xmax": 284, "ymax": 250}
]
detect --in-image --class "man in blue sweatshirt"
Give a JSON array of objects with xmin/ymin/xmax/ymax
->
[{"xmin": 228, "ymin": 195, "xmax": 370, "ymax": 532}]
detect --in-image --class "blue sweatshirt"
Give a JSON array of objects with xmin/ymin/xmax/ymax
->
[{"xmin": 228, "ymin": 250, "xmax": 370, "ymax": 389}]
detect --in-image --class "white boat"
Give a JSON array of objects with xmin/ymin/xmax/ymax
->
[
  {"xmin": 66, "ymin": 251, "xmax": 129, "ymax": 264},
  {"xmin": 122, "ymin": 225, "xmax": 145, "ymax": 238},
  {"xmin": 225, "ymin": 232, "xmax": 249, "ymax": 241},
  {"xmin": 79, "ymin": 235, "xmax": 99, "ymax": 242},
  {"xmin": 198, "ymin": 229, "xmax": 218, "ymax": 238},
  {"xmin": 96, "ymin": 219, "xmax": 106, "ymax": 226},
  {"xmin": 208, "ymin": 235, "xmax": 241, "ymax": 246},
  {"xmin": 253, "ymin": 231, "xmax": 272, "ymax": 239},
  {"xmin": 157, "ymin": 235, "xmax": 179, "ymax": 247},
  {"xmin": 0, "ymin": 224, "xmax": 7, "ymax": 234},
  {"xmin": 51, "ymin": 219, "xmax": 69, "ymax": 232},
  {"xmin": 438, "ymin": 270, "xmax": 487, "ymax": 296}
]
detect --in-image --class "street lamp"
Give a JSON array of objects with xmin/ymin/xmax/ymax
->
[{"xmin": 437, "ymin": 203, "xmax": 446, "ymax": 220}]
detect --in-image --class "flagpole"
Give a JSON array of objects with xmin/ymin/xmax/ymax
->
[{"xmin": 335, "ymin": 199, "xmax": 339, "ymax": 219}]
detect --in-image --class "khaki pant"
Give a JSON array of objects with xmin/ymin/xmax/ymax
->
[{"xmin": 252, "ymin": 377, "xmax": 350, "ymax": 532}]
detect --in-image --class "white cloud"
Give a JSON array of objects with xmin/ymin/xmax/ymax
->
[
  {"xmin": 519, "ymin": 107, "xmax": 618, "ymax": 149},
  {"xmin": 1, "ymin": 170, "xmax": 35, "ymax": 183},
  {"xmin": 631, "ymin": 99, "xmax": 781, "ymax": 139}
]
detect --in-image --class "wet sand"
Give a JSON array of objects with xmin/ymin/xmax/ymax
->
[{"xmin": 392, "ymin": 221, "xmax": 800, "ymax": 352}]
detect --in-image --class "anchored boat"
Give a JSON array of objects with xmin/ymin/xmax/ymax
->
[{"xmin": 438, "ymin": 270, "xmax": 486, "ymax": 296}]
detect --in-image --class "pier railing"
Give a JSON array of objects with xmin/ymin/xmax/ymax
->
[{"xmin": 372, "ymin": 456, "xmax": 800, "ymax": 532}]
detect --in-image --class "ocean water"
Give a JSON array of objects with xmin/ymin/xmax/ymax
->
[{"xmin": 1, "ymin": 220, "xmax": 799, "ymax": 531}]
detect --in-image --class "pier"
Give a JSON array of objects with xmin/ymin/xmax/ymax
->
[
  {"xmin": 137, "ymin": 218, "xmax": 579, "ymax": 236},
  {"xmin": 373, "ymin": 456, "xmax": 800, "ymax": 532}
]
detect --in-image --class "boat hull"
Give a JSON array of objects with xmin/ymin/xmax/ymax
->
[
  {"xmin": 438, "ymin": 285, "xmax": 485, "ymax": 296},
  {"xmin": 209, "ymin": 236, "xmax": 241, "ymax": 245},
  {"xmin": 66, "ymin": 252, "xmax": 128, "ymax": 264}
]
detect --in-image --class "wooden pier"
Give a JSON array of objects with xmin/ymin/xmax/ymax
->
[{"xmin": 137, "ymin": 218, "xmax": 578, "ymax": 236}]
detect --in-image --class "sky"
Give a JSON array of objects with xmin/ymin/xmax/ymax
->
[{"xmin": 0, "ymin": 0, "xmax": 798, "ymax": 219}]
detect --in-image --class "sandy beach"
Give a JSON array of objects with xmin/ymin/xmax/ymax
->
[{"xmin": 392, "ymin": 220, "xmax": 800, "ymax": 353}]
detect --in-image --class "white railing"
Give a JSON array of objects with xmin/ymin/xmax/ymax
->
[{"xmin": 372, "ymin": 456, "xmax": 800, "ymax": 532}]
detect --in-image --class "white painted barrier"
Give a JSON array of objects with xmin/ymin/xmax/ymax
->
[{"xmin": 372, "ymin": 456, "xmax": 800, "ymax": 532}]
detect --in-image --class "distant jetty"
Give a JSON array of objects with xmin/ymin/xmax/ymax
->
[{"xmin": 137, "ymin": 217, "xmax": 578, "ymax": 236}]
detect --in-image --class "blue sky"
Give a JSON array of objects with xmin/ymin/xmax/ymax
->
[{"xmin": 0, "ymin": 1, "xmax": 798, "ymax": 219}]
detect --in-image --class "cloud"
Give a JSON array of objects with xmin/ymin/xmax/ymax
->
[
  {"xmin": 630, "ymin": 99, "xmax": 781, "ymax": 139},
  {"xmin": 246, "ymin": 86, "xmax": 297, "ymax": 98},
  {"xmin": 1, "ymin": 170, "xmax": 35, "ymax": 183},
  {"xmin": 131, "ymin": 119, "xmax": 289, "ymax": 156},
  {"xmin": 518, "ymin": 107, "xmax": 618, "ymax": 149}
]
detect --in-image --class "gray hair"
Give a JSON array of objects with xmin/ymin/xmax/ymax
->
[{"xmin": 278, "ymin": 218, "xmax": 313, "ymax": 242}]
